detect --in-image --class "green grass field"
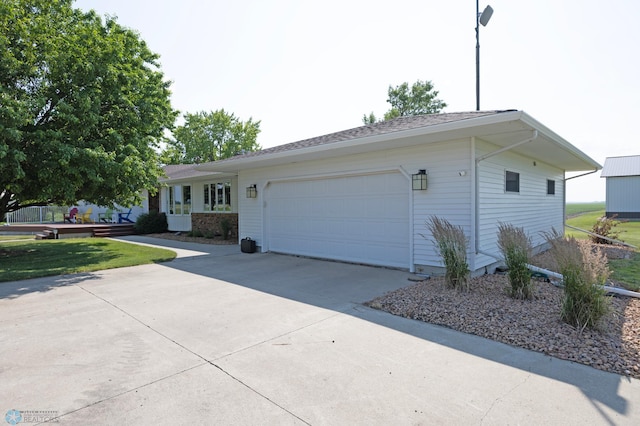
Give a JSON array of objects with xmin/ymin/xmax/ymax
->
[
  {"xmin": 565, "ymin": 202, "xmax": 606, "ymax": 217},
  {"xmin": 565, "ymin": 205, "xmax": 639, "ymax": 291},
  {"xmin": 0, "ymin": 238, "xmax": 176, "ymax": 282},
  {"xmin": 565, "ymin": 210, "xmax": 640, "ymax": 248}
]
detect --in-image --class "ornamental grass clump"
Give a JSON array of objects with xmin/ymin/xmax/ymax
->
[
  {"xmin": 497, "ymin": 222, "xmax": 534, "ymax": 300},
  {"xmin": 590, "ymin": 215, "xmax": 624, "ymax": 244},
  {"xmin": 544, "ymin": 230, "xmax": 611, "ymax": 331},
  {"xmin": 427, "ymin": 216, "xmax": 470, "ymax": 291}
]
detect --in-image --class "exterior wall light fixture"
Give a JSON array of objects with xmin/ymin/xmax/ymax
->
[
  {"xmin": 412, "ymin": 170, "xmax": 428, "ymax": 191},
  {"xmin": 246, "ymin": 184, "xmax": 258, "ymax": 198}
]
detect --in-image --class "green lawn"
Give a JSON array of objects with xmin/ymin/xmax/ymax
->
[
  {"xmin": 565, "ymin": 210, "xmax": 640, "ymax": 248},
  {"xmin": 565, "ymin": 208, "xmax": 639, "ymax": 292},
  {"xmin": 565, "ymin": 202, "xmax": 606, "ymax": 217},
  {"xmin": 0, "ymin": 238, "xmax": 176, "ymax": 282},
  {"xmin": 0, "ymin": 235, "xmax": 34, "ymax": 241}
]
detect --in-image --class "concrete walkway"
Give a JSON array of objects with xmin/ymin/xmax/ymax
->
[{"xmin": 0, "ymin": 236, "xmax": 638, "ymax": 425}]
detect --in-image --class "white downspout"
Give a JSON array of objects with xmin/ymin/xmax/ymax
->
[
  {"xmin": 563, "ymin": 169, "xmax": 599, "ymax": 232},
  {"xmin": 526, "ymin": 264, "xmax": 640, "ymax": 299},
  {"xmin": 470, "ymin": 137, "xmax": 477, "ymax": 270},
  {"xmin": 399, "ymin": 166, "xmax": 415, "ymax": 273}
]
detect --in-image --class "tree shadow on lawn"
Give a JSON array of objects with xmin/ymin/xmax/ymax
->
[
  {"xmin": 0, "ymin": 240, "xmax": 117, "ymax": 299},
  {"xmin": 161, "ymin": 249, "xmax": 637, "ymax": 422}
]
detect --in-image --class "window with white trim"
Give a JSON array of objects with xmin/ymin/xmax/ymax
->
[
  {"xmin": 204, "ymin": 181, "xmax": 232, "ymax": 212},
  {"xmin": 505, "ymin": 171, "xmax": 520, "ymax": 193},
  {"xmin": 167, "ymin": 185, "xmax": 191, "ymax": 215}
]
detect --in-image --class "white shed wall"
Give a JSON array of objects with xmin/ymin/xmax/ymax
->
[
  {"xmin": 606, "ymin": 176, "xmax": 640, "ymax": 214},
  {"xmin": 475, "ymin": 140, "xmax": 564, "ymax": 269}
]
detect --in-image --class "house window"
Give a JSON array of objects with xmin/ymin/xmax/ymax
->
[
  {"xmin": 167, "ymin": 185, "xmax": 191, "ymax": 215},
  {"xmin": 547, "ymin": 179, "xmax": 555, "ymax": 195},
  {"xmin": 204, "ymin": 181, "xmax": 232, "ymax": 212},
  {"xmin": 505, "ymin": 171, "xmax": 520, "ymax": 193}
]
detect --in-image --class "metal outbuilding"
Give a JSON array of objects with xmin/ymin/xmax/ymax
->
[{"xmin": 601, "ymin": 155, "xmax": 640, "ymax": 219}]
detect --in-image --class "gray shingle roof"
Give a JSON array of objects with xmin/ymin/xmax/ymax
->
[
  {"xmin": 205, "ymin": 110, "xmax": 514, "ymax": 165},
  {"xmin": 601, "ymin": 155, "xmax": 640, "ymax": 177},
  {"xmin": 166, "ymin": 110, "xmax": 519, "ymax": 179}
]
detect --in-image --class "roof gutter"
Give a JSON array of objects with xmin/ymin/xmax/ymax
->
[
  {"xmin": 561, "ymin": 169, "xmax": 599, "ymax": 229},
  {"xmin": 474, "ymin": 130, "xmax": 539, "ymax": 255},
  {"xmin": 564, "ymin": 169, "xmax": 599, "ymax": 181}
]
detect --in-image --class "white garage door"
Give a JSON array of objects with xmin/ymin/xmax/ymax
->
[{"xmin": 266, "ymin": 172, "xmax": 410, "ymax": 268}]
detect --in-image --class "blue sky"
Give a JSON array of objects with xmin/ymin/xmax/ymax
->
[{"xmin": 74, "ymin": 0, "xmax": 640, "ymax": 202}]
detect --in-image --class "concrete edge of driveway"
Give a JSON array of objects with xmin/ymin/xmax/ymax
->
[{"xmin": 111, "ymin": 235, "xmax": 241, "ymax": 258}]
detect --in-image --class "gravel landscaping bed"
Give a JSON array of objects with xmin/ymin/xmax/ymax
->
[{"xmin": 366, "ymin": 245, "xmax": 640, "ymax": 379}]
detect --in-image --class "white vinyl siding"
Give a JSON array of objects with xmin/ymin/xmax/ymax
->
[
  {"xmin": 239, "ymin": 138, "xmax": 474, "ymax": 271},
  {"xmin": 476, "ymin": 140, "xmax": 564, "ymax": 269}
]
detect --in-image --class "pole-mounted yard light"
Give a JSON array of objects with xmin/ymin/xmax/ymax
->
[{"xmin": 476, "ymin": 1, "xmax": 494, "ymax": 111}]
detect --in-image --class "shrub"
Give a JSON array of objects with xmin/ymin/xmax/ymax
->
[
  {"xmin": 497, "ymin": 222, "xmax": 534, "ymax": 300},
  {"xmin": 134, "ymin": 211, "xmax": 168, "ymax": 234},
  {"xmin": 544, "ymin": 230, "xmax": 611, "ymax": 331},
  {"xmin": 427, "ymin": 216, "xmax": 470, "ymax": 291},
  {"xmin": 220, "ymin": 218, "xmax": 231, "ymax": 240},
  {"xmin": 590, "ymin": 215, "xmax": 623, "ymax": 244},
  {"xmin": 187, "ymin": 229, "xmax": 204, "ymax": 238}
]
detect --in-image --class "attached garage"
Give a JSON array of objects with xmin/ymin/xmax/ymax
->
[
  {"xmin": 265, "ymin": 172, "xmax": 410, "ymax": 268},
  {"xmin": 175, "ymin": 110, "xmax": 601, "ymax": 274}
]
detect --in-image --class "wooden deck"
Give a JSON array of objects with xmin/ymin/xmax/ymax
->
[{"xmin": 1, "ymin": 223, "xmax": 135, "ymax": 239}]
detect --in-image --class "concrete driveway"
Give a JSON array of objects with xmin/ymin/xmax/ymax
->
[{"xmin": 1, "ymin": 236, "xmax": 638, "ymax": 425}]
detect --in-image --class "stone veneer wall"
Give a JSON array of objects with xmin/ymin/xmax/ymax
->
[{"xmin": 191, "ymin": 213, "xmax": 238, "ymax": 240}]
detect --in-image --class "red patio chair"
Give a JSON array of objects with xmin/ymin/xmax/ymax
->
[{"xmin": 64, "ymin": 207, "xmax": 78, "ymax": 223}]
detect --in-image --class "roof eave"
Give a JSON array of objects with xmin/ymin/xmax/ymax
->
[
  {"xmin": 195, "ymin": 111, "xmax": 528, "ymax": 173},
  {"xmin": 518, "ymin": 112, "xmax": 601, "ymax": 172}
]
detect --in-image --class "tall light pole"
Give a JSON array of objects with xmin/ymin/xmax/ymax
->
[{"xmin": 476, "ymin": 1, "xmax": 493, "ymax": 111}]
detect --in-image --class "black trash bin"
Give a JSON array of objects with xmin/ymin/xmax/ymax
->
[{"xmin": 241, "ymin": 237, "xmax": 256, "ymax": 253}]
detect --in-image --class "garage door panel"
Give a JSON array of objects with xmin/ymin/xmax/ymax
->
[{"xmin": 267, "ymin": 173, "xmax": 409, "ymax": 268}]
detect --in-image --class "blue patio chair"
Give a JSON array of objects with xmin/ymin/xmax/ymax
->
[{"xmin": 118, "ymin": 208, "xmax": 134, "ymax": 223}]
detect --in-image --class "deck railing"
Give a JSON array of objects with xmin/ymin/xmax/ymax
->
[{"xmin": 5, "ymin": 206, "xmax": 69, "ymax": 224}]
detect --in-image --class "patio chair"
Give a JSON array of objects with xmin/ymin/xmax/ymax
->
[
  {"xmin": 118, "ymin": 208, "xmax": 134, "ymax": 224},
  {"xmin": 64, "ymin": 207, "xmax": 78, "ymax": 223},
  {"xmin": 98, "ymin": 208, "xmax": 116, "ymax": 223},
  {"xmin": 76, "ymin": 207, "xmax": 94, "ymax": 223}
]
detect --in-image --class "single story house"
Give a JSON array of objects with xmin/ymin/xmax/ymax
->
[
  {"xmin": 159, "ymin": 109, "xmax": 601, "ymax": 274},
  {"xmin": 601, "ymin": 155, "xmax": 640, "ymax": 219}
]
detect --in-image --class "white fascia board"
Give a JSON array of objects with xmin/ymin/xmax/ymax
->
[{"xmin": 519, "ymin": 112, "xmax": 602, "ymax": 171}]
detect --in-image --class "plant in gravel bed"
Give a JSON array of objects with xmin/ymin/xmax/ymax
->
[
  {"xmin": 544, "ymin": 230, "xmax": 611, "ymax": 331},
  {"xmin": 220, "ymin": 218, "xmax": 231, "ymax": 240},
  {"xmin": 426, "ymin": 216, "xmax": 470, "ymax": 291},
  {"xmin": 497, "ymin": 222, "xmax": 534, "ymax": 300}
]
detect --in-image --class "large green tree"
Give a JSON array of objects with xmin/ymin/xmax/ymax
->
[
  {"xmin": 0, "ymin": 0, "xmax": 177, "ymax": 218},
  {"xmin": 162, "ymin": 110, "xmax": 261, "ymax": 164},
  {"xmin": 362, "ymin": 79, "xmax": 447, "ymax": 124}
]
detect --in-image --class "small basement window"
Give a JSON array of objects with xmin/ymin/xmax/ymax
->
[
  {"xmin": 505, "ymin": 171, "xmax": 520, "ymax": 193},
  {"xmin": 547, "ymin": 179, "xmax": 556, "ymax": 195}
]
